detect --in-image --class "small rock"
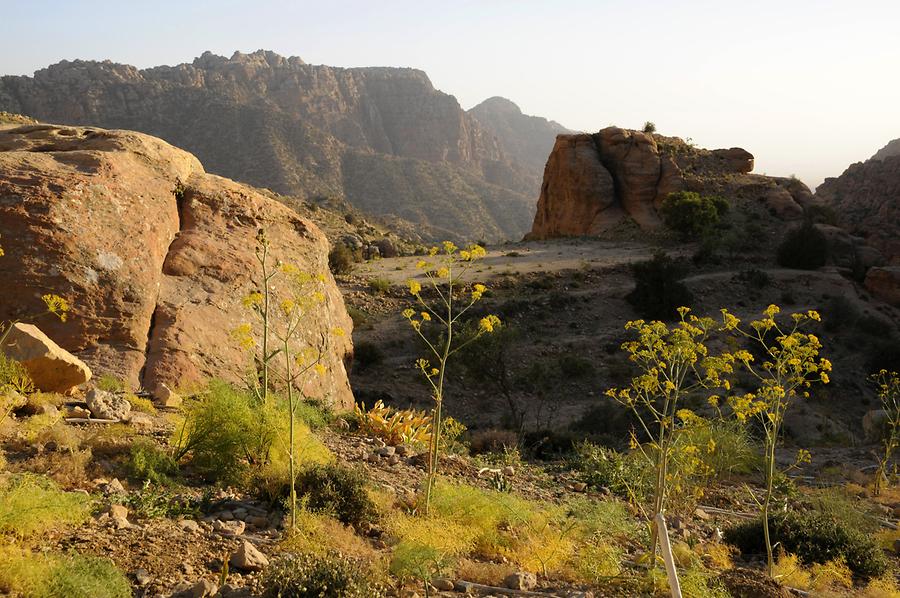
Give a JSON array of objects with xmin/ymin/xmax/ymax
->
[
  {"xmin": 178, "ymin": 519, "xmax": 201, "ymax": 533},
  {"xmin": 108, "ymin": 504, "xmax": 129, "ymax": 528},
  {"xmin": 218, "ymin": 510, "xmax": 235, "ymax": 521},
  {"xmin": 432, "ymin": 578, "xmax": 455, "ymax": 591},
  {"xmin": 189, "ymin": 579, "xmax": 218, "ymax": 598},
  {"xmin": 86, "ymin": 389, "xmax": 131, "ymax": 421},
  {"xmin": 127, "ymin": 411, "xmax": 154, "ymax": 430},
  {"xmin": 366, "ymin": 453, "xmax": 380, "ymax": 463},
  {"xmin": 504, "ymin": 572, "xmax": 537, "ymax": 591},
  {"xmin": 337, "ymin": 418, "xmax": 351, "ymax": 431},
  {"xmin": 395, "ymin": 445, "xmax": 409, "ymax": 456},
  {"xmin": 37, "ymin": 403, "xmax": 59, "ymax": 416},
  {"xmin": 229, "ymin": 540, "xmax": 269, "ymax": 571},
  {"xmin": 214, "ymin": 520, "xmax": 246, "ymax": 537},
  {"xmin": 375, "ymin": 446, "xmax": 396, "ymax": 457},
  {"xmin": 572, "ymin": 482, "xmax": 587, "ymax": 493},
  {"xmin": 694, "ymin": 508, "xmax": 710, "ymax": 520},
  {"xmin": 247, "ymin": 515, "xmax": 269, "ymax": 528},
  {"xmin": 134, "ymin": 569, "xmax": 151, "ymax": 587},
  {"xmin": 386, "ymin": 454, "xmax": 401, "ymax": 466},
  {"xmin": 103, "ymin": 478, "xmax": 126, "ymax": 495},
  {"xmin": 154, "ymin": 383, "xmax": 182, "ymax": 408},
  {"xmin": 219, "ymin": 584, "xmax": 254, "ymax": 598},
  {"xmin": 232, "ymin": 508, "xmax": 248, "ymax": 520},
  {"xmin": 501, "ymin": 465, "xmax": 516, "ymax": 476},
  {"xmin": 69, "ymin": 405, "xmax": 91, "ymax": 418}
]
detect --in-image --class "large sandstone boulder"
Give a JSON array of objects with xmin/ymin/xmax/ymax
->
[
  {"xmin": 528, "ymin": 127, "xmax": 758, "ymax": 240},
  {"xmin": 865, "ymin": 266, "xmax": 900, "ymax": 306},
  {"xmin": 0, "ymin": 123, "xmax": 354, "ymax": 409},
  {"xmin": 0, "ymin": 323, "xmax": 92, "ymax": 392}
]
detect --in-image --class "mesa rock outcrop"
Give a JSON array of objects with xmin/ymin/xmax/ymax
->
[
  {"xmin": 816, "ymin": 152, "xmax": 900, "ymax": 263},
  {"xmin": 0, "ymin": 51, "xmax": 547, "ymax": 242},
  {"xmin": 0, "ymin": 122, "xmax": 353, "ymax": 407},
  {"xmin": 528, "ymin": 127, "xmax": 783, "ymax": 239}
]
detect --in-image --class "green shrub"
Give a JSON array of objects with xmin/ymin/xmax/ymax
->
[
  {"xmin": 679, "ymin": 419, "xmax": 760, "ymax": 477},
  {"xmin": 123, "ymin": 481, "xmax": 198, "ymax": 520},
  {"xmin": 128, "ymin": 439, "xmax": 177, "ymax": 484},
  {"xmin": 95, "ymin": 374, "xmax": 125, "ymax": 393},
  {"xmin": 353, "ymin": 341, "xmax": 384, "ymax": 371},
  {"xmin": 626, "ymin": 252, "xmax": 693, "ymax": 320},
  {"xmin": 294, "ymin": 464, "xmax": 378, "ymax": 529},
  {"xmin": 41, "ymin": 553, "xmax": 132, "ymax": 598},
  {"xmin": 172, "ymin": 379, "xmax": 277, "ymax": 484},
  {"xmin": 777, "ymin": 222, "xmax": 828, "ymax": 269},
  {"xmin": 823, "ymin": 295, "xmax": 859, "ymax": 332},
  {"xmin": 368, "ymin": 278, "xmax": 391, "ymax": 295},
  {"xmin": 261, "ymin": 552, "xmax": 383, "ymax": 598},
  {"xmin": 572, "ymin": 442, "xmax": 652, "ymax": 500},
  {"xmin": 555, "ymin": 352, "xmax": 594, "ymax": 378},
  {"xmin": 642, "ymin": 121, "xmax": 657, "ymax": 134},
  {"xmin": 0, "ymin": 474, "xmax": 90, "ymax": 538},
  {"xmin": 724, "ymin": 510, "xmax": 889, "ymax": 578},
  {"xmin": 660, "ymin": 191, "xmax": 728, "ymax": 239},
  {"xmin": 329, "ymin": 244, "xmax": 355, "ymax": 275}
]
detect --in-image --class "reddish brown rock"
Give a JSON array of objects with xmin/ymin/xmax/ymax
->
[
  {"xmin": 594, "ymin": 127, "xmax": 664, "ymax": 228},
  {"xmin": 0, "ymin": 123, "xmax": 353, "ymax": 409},
  {"xmin": 865, "ymin": 266, "xmax": 900, "ymax": 306},
  {"xmin": 712, "ymin": 147, "xmax": 754, "ymax": 173}
]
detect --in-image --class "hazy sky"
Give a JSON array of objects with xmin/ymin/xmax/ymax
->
[{"xmin": 2, "ymin": 0, "xmax": 899, "ymax": 189}]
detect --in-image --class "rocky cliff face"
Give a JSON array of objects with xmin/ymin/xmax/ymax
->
[
  {"xmin": 0, "ymin": 122, "xmax": 354, "ymax": 408},
  {"xmin": 816, "ymin": 153, "xmax": 900, "ymax": 263},
  {"xmin": 468, "ymin": 97, "xmax": 571, "ymax": 172},
  {"xmin": 872, "ymin": 138, "xmax": 900, "ymax": 162},
  {"xmin": 528, "ymin": 127, "xmax": 774, "ymax": 239},
  {"xmin": 0, "ymin": 51, "xmax": 538, "ymax": 242}
]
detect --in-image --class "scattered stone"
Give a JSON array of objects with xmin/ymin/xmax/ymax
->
[
  {"xmin": 190, "ymin": 578, "xmax": 217, "ymax": 598},
  {"xmin": 178, "ymin": 519, "xmax": 201, "ymax": 533},
  {"xmin": 229, "ymin": 540, "xmax": 269, "ymax": 571},
  {"xmin": 386, "ymin": 454, "xmax": 401, "ymax": 466},
  {"xmin": 154, "ymin": 383, "xmax": 183, "ymax": 408},
  {"xmin": 0, "ymin": 323, "xmax": 92, "ymax": 392},
  {"xmin": 375, "ymin": 446, "xmax": 396, "ymax": 457},
  {"xmin": 218, "ymin": 510, "xmax": 235, "ymax": 521},
  {"xmin": 214, "ymin": 519, "xmax": 246, "ymax": 536},
  {"xmin": 572, "ymin": 482, "xmax": 587, "ymax": 493},
  {"xmin": 366, "ymin": 453, "xmax": 380, "ymax": 463},
  {"xmin": 127, "ymin": 411, "xmax": 154, "ymax": 430},
  {"xmin": 504, "ymin": 572, "xmax": 537, "ymax": 591},
  {"xmin": 395, "ymin": 444, "xmax": 409, "ymax": 456},
  {"xmin": 219, "ymin": 584, "xmax": 254, "ymax": 598},
  {"xmin": 337, "ymin": 418, "xmax": 351, "ymax": 431},
  {"xmin": 501, "ymin": 465, "xmax": 516, "ymax": 476},
  {"xmin": 69, "ymin": 405, "xmax": 92, "ymax": 418},
  {"xmin": 102, "ymin": 478, "xmax": 126, "ymax": 495},
  {"xmin": 432, "ymin": 578, "xmax": 455, "ymax": 591},
  {"xmin": 232, "ymin": 508, "xmax": 248, "ymax": 520},
  {"xmin": 134, "ymin": 569, "xmax": 152, "ymax": 587},
  {"xmin": 86, "ymin": 389, "xmax": 131, "ymax": 421},
  {"xmin": 694, "ymin": 508, "xmax": 710, "ymax": 521},
  {"xmin": 108, "ymin": 504, "xmax": 129, "ymax": 528},
  {"xmin": 247, "ymin": 515, "xmax": 269, "ymax": 528}
]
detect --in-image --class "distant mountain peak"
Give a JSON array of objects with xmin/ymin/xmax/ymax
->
[
  {"xmin": 872, "ymin": 138, "xmax": 900, "ymax": 161},
  {"xmin": 473, "ymin": 96, "xmax": 523, "ymax": 114}
]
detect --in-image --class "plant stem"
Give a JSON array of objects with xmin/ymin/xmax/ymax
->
[
  {"xmin": 762, "ymin": 430, "xmax": 776, "ymax": 576},
  {"xmin": 285, "ymin": 337, "xmax": 296, "ymax": 531}
]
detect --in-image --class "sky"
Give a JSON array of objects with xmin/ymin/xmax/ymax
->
[{"xmin": 2, "ymin": 0, "xmax": 899, "ymax": 189}]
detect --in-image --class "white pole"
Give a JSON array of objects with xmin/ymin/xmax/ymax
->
[{"xmin": 655, "ymin": 512, "xmax": 683, "ymax": 598}]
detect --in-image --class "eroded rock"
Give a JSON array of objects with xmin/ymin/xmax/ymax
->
[{"xmin": 0, "ymin": 323, "xmax": 91, "ymax": 393}]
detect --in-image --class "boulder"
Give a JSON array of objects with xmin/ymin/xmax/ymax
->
[
  {"xmin": 865, "ymin": 267, "xmax": 900, "ymax": 306},
  {"xmin": 0, "ymin": 323, "xmax": 91, "ymax": 393},
  {"xmin": 86, "ymin": 389, "xmax": 131, "ymax": 421},
  {"xmin": 504, "ymin": 572, "xmax": 538, "ymax": 591},
  {"xmin": 763, "ymin": 187, "xmax": 804, "ymax": 220},
  {"xmin": 712, "ymin": 147, "xmax": 754, "ymax": 173},
  {"xmin": 229, "ymin": 540, "xmax": 269, "ymax": 571},
  {"xmin": 0, "ymin": 124, "xmax": 354, "ymax": 410},
  {"xmin": 594, "ymin": 127, "xmax": 663, "ymax": 228}
]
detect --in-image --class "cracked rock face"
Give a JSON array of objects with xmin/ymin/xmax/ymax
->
[{"xmin": 0, "ymin": 123, "xmax": 354, "ymax": 409}]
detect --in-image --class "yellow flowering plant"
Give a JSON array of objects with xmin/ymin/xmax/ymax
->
[
  {"xmin": 605, "ymin": 307, "xmax": 735, "ymax": 561},
  {"xmin": 871, "ymin": 370, "xmax": 900, "ymax": 496},
  {"xmin": 354, "ymin": 399, "xmax": 432, "ymax": 447},
  {"xmin": 721, "ymin": 304, "xmax": 830, "ymax": 576},
  {"xmin": 234, "ymin": 228, "xmax": 341, "ymax": 530},
  {"xmin": 402, "ymin": 241, "xmax": 499, "ymax": 513}
]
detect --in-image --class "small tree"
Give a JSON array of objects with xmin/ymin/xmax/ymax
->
[
  {"xmin": 402, "ymin": 241, "xmax": 500, "ymax": 514},
  {"xmin": 606, "ymin": 308, "xmax": 734, "ymax": 561},
  {"xmin": 722, "ymin": 305, "xmax": 831, "ymax": 576},
  {"xmin": 626, "ymin": 252, "xmax": 693, "ymax": 320},
  {"xmin": 643, "ymin": 121, "xmax": 657, "ymax": 134},
  {"xmin": 776, "ymin": 222, "xmax": 828, "ymax": 269},
  {"xmin": 871, "ymin": 370, "xmax": 900, "ymax": 496},
  {"xmin": 659, "ymin": 191, "xmax": 728, "ymax": 240}
]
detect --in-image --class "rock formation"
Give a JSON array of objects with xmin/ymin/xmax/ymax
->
[
  {"xmin": 528, "ymin": 127, "xmax": 779, "ymax": 239},
  {"xmin": 871, "ymin": 138, "xmax": 900, "ymax": 162},
  {"xmin": 468, "ymin": 97, "xmax": 572, "ymax": 171},
  {"xmin": 0, "ymin": 122, "xmax": 353, "ymax": 408},
  {"xmin": 816, "ymin": 153, "xmax": 900, "ymax": 263},
  {"xmin": 0, "ymin": 51, "xmax": 546, "ymax": 242},
  {"xmin": 1, "ymin": 323, "xmax": 92, "ymax": 393}
]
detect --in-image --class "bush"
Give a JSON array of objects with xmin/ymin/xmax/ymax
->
[
  {"xmin": 368, "ymin": 278, "xmax": 391, "ymax": 294},
  {"xmin": 295, "ymin": 464, "xmax": 378, "ymax": 529},
  {"xmin": 329, "ymin": 244, "xmax": 355, "ymax": 275},
  {"xmin": 660, "ymin": 191, "xmax": 728, "ymax": 239},
  {"xmin": 0, "ymin": 474, "xmax": 90, "ymax": 538},
  {"xmin": 643, "ymin": 121, "xmax": 657, "ymax": 134},
  {"xmin": 572, "ymin": 442, "xmax": 652, "ymax": 500},
  {"xmin": 626, "ymin": 252, "xmax": 693, "ymax": 320},
  {"xmin": 777, "ymin": 222, "xmax": 828, "ymax": 269},
  {"xmin": 172, "ymin": 380, "xmax": 275, "ymax": 484},
  {"xmin": 469, "ymin": 429, "xmax": 518, "ymax": 455},
  {"xmin": 261, "ymin": 552, "xmax": 384, "ymax": 598},
  {"xmin": 128, "ymin": 439, "xmax": 177, "ymax": 485},
  {"xmin": 724, "ymin": 510, "xmax": 889, "ymax": 578},
  {"xmin": 0, "ymin": 548, "xmax": 131, "ymax": 598},
  {"xmin": 353, "ymin": 341, "xmax": 384, "ymax": 371}
]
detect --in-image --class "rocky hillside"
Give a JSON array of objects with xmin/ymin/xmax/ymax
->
[
  {"xmin": 872, "ymin": 138, "xmax": 900, "ymax": 161},
  {"xmin": 468, "ymin": 96, "xmax": 572, "ymax": 172},
  {"xmin": 0, "ymin": 50, "xmax": 543, "ymax": 242},
  {"xmin": 526, "ymin": 127, "xmax": 813, "ymax": 239},
  {"xmin": 0, "ymin": 121, "xmax": 353, "ymax": 407},
  {"xmin": 817, "ymin": 150, "xmax": 900, "ymax": 263}
]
